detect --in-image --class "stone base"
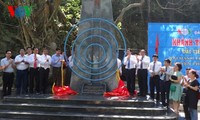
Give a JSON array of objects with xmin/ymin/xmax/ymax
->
[{"xmin": 0, "ymin": 95, "xmax": 178, "ymax": 120}]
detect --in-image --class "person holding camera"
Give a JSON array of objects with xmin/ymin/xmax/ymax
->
[{"xmin": 160, "ymin": 59, "xmax": 173, "ymax": 107}]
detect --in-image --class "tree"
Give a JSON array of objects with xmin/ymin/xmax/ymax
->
[
  {"xmin": 0, "ymin": 0, "xmax": 200, "ymax": 56},
  {"xmin": 112, "ymin": 0, "xmax": 200, "ymax": 50},
  {"xmin": 0, "ymin": 0, "xmax": 80, "ymax": 55}
]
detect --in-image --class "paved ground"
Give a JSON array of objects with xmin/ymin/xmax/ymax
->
[{"xmin": 179, "ymin": 112, "xmax": 200, "ymax": 120}]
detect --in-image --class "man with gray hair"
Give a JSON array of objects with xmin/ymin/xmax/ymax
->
[{"xmin": 137, "ymin": 49, "xmax": 150, "ymax": 97}]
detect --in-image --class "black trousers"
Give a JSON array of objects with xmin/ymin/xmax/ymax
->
[
  {"xmin": 2, "ymin": 72, "xmax": 14, "ymax": 96},
  {"xmin": 160, "ymin": 80, "xmax": 171, "ymax": 106},
  {"xmin": 39, "ymin": 68, "xmax": 50, "ymax": 94},
  {"xmin": 29, "ymin": 67, "xmax": 40, "ymax": 93},
  {"xmin": 16, "ymin": 69, "xmax": 28, "ymax": 95},
  {"xmin": 26, "ymin": 68, "xmax": 30, "ymax": 93},
  {"xmin": 183, "ymin": 89, "xmax": 191, "ymax": 120},
  {"xmin": 125, "ymin": 68, "xmax": 136, "ymax": 94},
  {"xmin": 137, "ymin": 69, "xmax": 148, "ymax": 95},
  {"xmin": 150, "ymin": 75, "xmax": 160, "ymax": 101},
  {"xmin": 65, "ymin": 66, "xmax": 71, "ymax": 86},
  {"xmin": 52, "ymin": 67, "xmax": 62, "ymax": 86}
]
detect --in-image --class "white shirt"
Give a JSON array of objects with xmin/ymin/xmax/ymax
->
[
  {"xmin": 39, "ymin": 54, "xmax": 51, "ymax": 69},
  {"xmin": 27, "ymin": 54, "xmax": 41, "ymax": 68},
  {"xmin": 160, "ymin": 66, "xmax": 173, "ymax": 81},
  {"xmin": 123, "ymin": 55, "xmax": 137, "ymax": 69},
  {"xmin": 68, "ymin": 56, "xmax": 73, "ymax": 67},
  {"xmin": 26, "ymin": 54, "xmax": 32, "ymax": 68},
  {"xmin": 137, "ymin": 55, "xmax": 150, "ymax": 69},
  {"xmin": 0, "ymin": 58, "xmax": 14, "ymax": 73},
  {"xmin": 117, "ymin": 58, "xmax": 122, "ymax": 74},
  {"xmin": 148, "ymin": 61, "xmax": 162, "ymax": 75},
  {"xmin": 14, "ymin": 54, "xmax": 29, "ymax": 70}
]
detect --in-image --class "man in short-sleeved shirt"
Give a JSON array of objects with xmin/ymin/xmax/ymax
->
[
  {"xmin": 0, "ymin": 50, "xmax": 15, "ymax": 96},
  {"xmin": 15, "ymin": 48, "xmax": 29, "ymax": 94}
]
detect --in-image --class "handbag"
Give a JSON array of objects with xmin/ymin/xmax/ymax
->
[
  {"xmin": 170, "ymin": 85, "xmax": 176, "ymax": 92},
  {"xmin": 171, "ymin": 75, "xmax": 178, "ymax": 80}
]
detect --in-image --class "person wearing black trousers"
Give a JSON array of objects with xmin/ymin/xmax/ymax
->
[
  {"xmin": 160, "ymin": 59, "xmax": 173, "ymax": 107},
  {"xmin": 27, "ymin": 47, "xmax": 41, "ymax": 94},
  {"xmin": 15, "ymin": 48, "xmax": 29, "ymax": 95},
  {"xmin": 182, "ymin": 68, "xmax": 191, "ymax": 120},
  {"xmin": 39, "ymin": 48, "xmax": 51, "ymax": 94},
  {"xmin": 123, "ymin": 48, "xmax": 137, "ymax": 96},
  {"xmin": 148, "ymin": 54, "xmax": 162, "ymax": 101},
  {"xmin": 0, "ymin": 50, "xmax": 15, "ymax": 97},
  {"xmin": 184, "ymin": 69, "xmax": 199, "ymax": 120},
  {"xmin": 137, "ymin": 49, "xmax": 150, "ymax": 97}
]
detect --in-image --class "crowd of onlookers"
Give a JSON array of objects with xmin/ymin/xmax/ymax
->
[
  {"xmin": 122, "ymin": 49, "xmax": 199, "ymax": 120},
  {"xmin": 0, "ymin": 47, "xmax": 199, "ymax": 120},
  {"xmin": 0, "ymin": 47, "xmax": 72, "ymax": 97}
]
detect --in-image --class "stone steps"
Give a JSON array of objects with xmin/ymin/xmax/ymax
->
[
  {"xmin": 0, "ymin": 110, "xmax": 177, "ymax": 120},
  {"xmin": 0, "ymin": 103, "xmax": 167, "ymax": 116},
  {"xmin": 0, "ymin": 95, "xmax": 178, "ymax": 120},
  {"xmin": 2, "ymin": 95, "xmax": 156, "ymax": 107}
]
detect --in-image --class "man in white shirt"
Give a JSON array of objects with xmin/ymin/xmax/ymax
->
[
  {"xmin": 66, "ymin": 54, "xmax": 73, "ymax": 86},
  {"xmin": 123, "ymin": 48, "xmax": 137, "ymax": 96},
  {"xmin": 68, "ymin": 55, "xmax": 73, "ymax": 68},
  {"xmin": 160, "ymin": 59, "xmax": 173, "ymax": 107},
  {"xmin": 0, "ymin": 50, "xmax": 15, "ymax": 97},
  {"xmin": 117, "ymin": 58, "xmax": 122, "ymax": 75},
  {"xmin": 27, "ymin": 47, "xmax": 41, "ymax": 94},
  {"xmin": 39, "ymin": 48, "xmax": 51, "ymax": 94},
  {"xmin": 0, "ymin": 66, "xmax": 5, "ymax": 70},
  {"xmin": 137, "ymin": 49, "xmax": 150, "ymax": 97},
  {"xmin": 26, "ymin": 47, "xmax": 32, "ymax": 94},
  {"xmin": 148, "ymin": 54, "xmax": 162, "ymax": 101},
  {"xmin": 26, "ymin": 47, "xmax": 32, "ymax": 56},
  {"xmin": 15, "ymin": 48, "xmax": 29, "ymax": 95}
]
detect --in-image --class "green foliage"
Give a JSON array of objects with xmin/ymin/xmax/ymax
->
[
  {"xmin": 117, "ymin": 22, "xmax": 122, "ymax": 29},
  {"xmin": 61, "ymin": 0, "xmax": 81, "ymax": 25},
  {"xmin": 59, "ymin": 0, "xmax": 81, "ymax": 49}
]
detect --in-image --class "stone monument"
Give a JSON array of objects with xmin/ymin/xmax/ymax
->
[{"xmin": 68, "ymin": 0, "xmax": 123, "ymax": 94}]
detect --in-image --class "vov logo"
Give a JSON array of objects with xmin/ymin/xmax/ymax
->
[{"xmin": 7, "ymin": 5, "xmax": 32, "ymax": 18}]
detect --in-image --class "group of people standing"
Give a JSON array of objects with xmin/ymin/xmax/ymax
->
[
  {"xmin": 123, "ymin": 49, "xmax": 199, "ymax": 120},
  {"xmin": 0, "ymin": 47, "xmax": 71, "ymax": 97},
  {"xmin": 0, "ymin": 47, "xmax": 199, "ymax": 119}
]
